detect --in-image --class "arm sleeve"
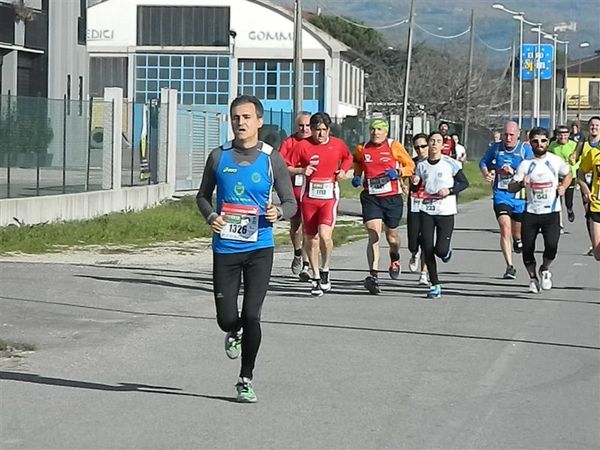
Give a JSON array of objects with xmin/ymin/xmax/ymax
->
[
  {"xmin": 271, "ymin": 151, "xmax": 297, "ymax": 219},
  {"xmin": 479, "ymin": 144, "xmax": 495, "ymax": 170},
  {"xmin": 353, "ymin": 144, "xmax": 364, "ymax": 176},
  {"xmin": 452, "ymin": 169, "xmax": 469, "ymax": 195},
  {"xmin": 339, "ymin": 142, "xmax": 354, "ymax": 171},
  {"xmin": 392, "ymin": 141, "xmax": 416, "ymax": 177},
  {"xmin": 196, "ymin": 148, "xmax": 220, "ymax": 222}
]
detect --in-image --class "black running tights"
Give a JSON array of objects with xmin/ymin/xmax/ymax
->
[
  {"xmin": 420, "ymin": 213, "xmax": 454, "ymax": 286},
  {"xmin": 213, "ymin": 247, "xmax": 273, "ymax": 380},
  {"xmin": 407, "ymin": 211, "xmax": 422, "ymax": 255},
  {"xmin": 521, "ymin": 212, "xmax": 560, "ymax": 278}
]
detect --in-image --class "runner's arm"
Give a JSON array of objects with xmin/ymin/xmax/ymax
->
[
  {"xmin": 340, "ymin": 144, "xmax": 354, "ymax": 172},
  {"xmin": 451, "ymin": 169, "xmax": 469, "ymax": 195},
  {"xmin": 508, "ymin": 162, "xmax": 525, "ymax": 193},
  {"xmin": 271, "ymin": 152, "xmax": 297, "ymax": 220},
  {"xmin": 353, "ymin": 144, "xmax": 364, "ymax": 177},
  {"xmin": 392, "ymin": 141, "xmax": 416, "ymax": 177},
  {"xmin": 577, "ymin": 151, "xmax": 593, "ymax": 197},
  {"xmin": 196, "ymin": 148, "xmax": 221, "ymax": 224},
  {"xmin": 479, "ymin": 144, "xmax": 496, "ymax": 178}
]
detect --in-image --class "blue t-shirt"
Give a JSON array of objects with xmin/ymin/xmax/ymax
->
[
  {"xmin": 479, "ymin": 140, "xmax": 533, "ymax": 211},
  {"xmin": 213, "ymin": 143, "xmax": 275, "ymax": 254}
]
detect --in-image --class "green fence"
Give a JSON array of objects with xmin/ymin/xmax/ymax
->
[{"xmin": 0, "ymin": 95, "xmax": 113, "ymax": 199}]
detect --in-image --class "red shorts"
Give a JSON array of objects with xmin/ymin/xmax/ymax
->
[{"xmin": 301, "ymin": 197, "xmax": 339, "ymax": 235}]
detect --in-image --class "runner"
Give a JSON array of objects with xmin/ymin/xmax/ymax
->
[
  {"xmin": 196, "ymin": 95, "xmax": 296, "ymax": 403},
  {"xmin": 451, "ymin": 133, "xmax": 467, "ymax": 168},
  {"xmin": 578, "ymin": 122, "xmax": 600, "ymax": 261},
  {"xmin": 575, "ymin": 117, "xmax": 600, "ymax": 255},
  {"xmin": 352, "ymin": 118, "xmax": 415, "ymax": 294},
  {"xmin": 508, "ymin": 127, "xmax": 573, "ymax": 292},
  {"xmin": 411, "ymin": 131, "xmax": 469, "ymax": 298},
  {"xmin": 479, "ymin": 121, "xmax": 533, "ymax": 279},
  {"xmin": 279, "ymin": 111, "xmax": 312, "ymax": 280},
  {"xmin": 407, "ymin": 133, "xmax": 430, "ymax": 286},
  {"xmin": 548, "ymin": 125, "xmax": 578, "ymax": 227},
  {"xmin": 439, "ymin": 121, "xmax": 456, "ymax": 158},
  {"xmin": 288, "ymin": 112, "xmax": 353, "ymax": 296}
]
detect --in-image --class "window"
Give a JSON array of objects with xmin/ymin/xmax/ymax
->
[
  {"xmin": 238, "ymin": 60, "xmax": 324, "ymax": 102},
  {"xmin": 135, "ymin": 53, "xmax": 230, "ymax": 105},
  {"xmin": 137, "ymin": 6, "xmax": 230, "ymax": 47},
  {"xmin": 77, "ymin": 0, "xmax": 87, "ymax": 45},
  {"xmin": 0, "ymin": 4, "xmax": 15, "ymax": 45}
]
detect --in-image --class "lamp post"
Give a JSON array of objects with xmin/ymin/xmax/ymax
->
[
  {"xmin": 492, "ymin": 4, "xmax": 525, "ymax": 127},
  {"xmin": 542, "ymin": 32, "xmax": 567, "ymax": 130},
  {"xmin": 577, "ymin": 41, "xmax": 590, "ymax": 122},
  {"xmin": 530, "ymin": 25, "xmax": 543, "ymax": 126},
  {"xmin": 400, "ymin": 0, "xmax": 415, "ymax": 145},
  {"xmin": 292, "ymin": 0, "xmax": 303, "ymax": 118}
]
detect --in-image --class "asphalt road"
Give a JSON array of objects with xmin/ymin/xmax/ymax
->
[{"xmin": 1, "ymin": 197, "xmax": 599, "ymax": 450}]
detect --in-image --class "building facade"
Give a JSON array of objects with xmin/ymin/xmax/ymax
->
[
  {"xmin": 0, "ymin": 0, "xmax": 89, "ymax": 100},
  {"xmin": 87, "ymin": 0, "xmax": 366, "ymax": 121}
]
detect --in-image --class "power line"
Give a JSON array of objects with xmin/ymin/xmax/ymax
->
[
  {"xmin": 476, "ymin": 35, "xmax": 512, "ymax": 52},
  {"xmin": 316, "ymin": 3, "xmax": 409, "ymax": 29},
  {"xmin": 415, "ymin": 23, "xmax": 471, "ymax": 39}
]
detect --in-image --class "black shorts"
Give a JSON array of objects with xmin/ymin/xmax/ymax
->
[
  {"xmin": 494, "ymin": 203, "xmax": 523, "ymax": 222},
  {"xmin": 589, "ymin": 210, "xmax": 600, "ymax": 224},
  {"xmin": 360, "ymin": 191, "xmax": 403, "ymax": 228}
]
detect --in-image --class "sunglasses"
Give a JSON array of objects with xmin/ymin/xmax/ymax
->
[
  {"xmin": 415, "ymin": 144, "xmax": 429, "ymax": 149},
  {"xmin": 531, "ymin": 138, "xmax": 549, "ymax": 144}
]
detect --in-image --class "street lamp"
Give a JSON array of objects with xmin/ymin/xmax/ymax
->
[
  {"xmin": 542, "ymin": 32, "xmax": 567, "ymax": 130},
  {"xmin": 492, "ymin": 4, "xmax": 525, "ymax": 127},
  {"xmin": 578, "ymin": 41, "xmax": 590, "ymax": 121},
  {"xmin": 531, "ymin": 25, "xmax": 543, "ymax": 126}
]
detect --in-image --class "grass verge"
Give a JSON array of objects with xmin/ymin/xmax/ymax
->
[{"xmin": 1, "ymin": 161, "xmax": 487, "ymax": 255}]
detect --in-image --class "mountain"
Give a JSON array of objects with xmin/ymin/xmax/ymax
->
[{"xmin": 273, "ymin": 0, "xmax": 600, "ymax": 65}]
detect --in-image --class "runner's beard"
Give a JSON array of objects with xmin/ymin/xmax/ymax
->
[{"xmin": 533, "ymin": 147, "xmax": 547, "ymax": 157}]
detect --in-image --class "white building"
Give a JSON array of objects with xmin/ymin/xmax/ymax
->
[{"xmin": 87, "ymin": 0, "xmax": 366, "ymax": 124}]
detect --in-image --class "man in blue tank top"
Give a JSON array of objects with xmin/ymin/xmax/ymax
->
[
  {"xmin": 196, "ymin": 95, "xmax": 296, "ymax": 403},
  {"xmin": 479, "ymin": 121, "xmax": 533, "ymax": 279}
]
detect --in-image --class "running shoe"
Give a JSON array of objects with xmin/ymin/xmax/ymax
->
[
  {"xmin": 310, "ymin": 278, "xmax": 324, "ymax": 297},
  {"xmin": 528, "ymin": 278, "xmax": 540, "ymax": 294},
  {"xmin": 586, "ymin": 247, "xmax": 594, "ymax": 256},
  {"xmin": 409, "ymin": 252, "xmax": 419, "ymax": 273},
  {"xmin": 513, "ymin": 240, "xmax": 523, "ymax": 254},
  {"xmin": 560, "ymin": 225, "xmax": 565, "ymax": 235},
  {"xmin": 418, "ymin": 272, "xmax": 430, "ymax": 286},
  {"xmin": 224, "ymin": 331, "xmax": 242, "ymax": 360},
  {"xmin": 388, "ymin": 261, "xmax": 401, "ymax": 280},
  {"xmin": 539, "ymin": 269, "xmax": 552, "ymax": 290},
  {"xmin": 441, "ymin": 248, "xmax": 453, "ymax": 263},
  {"xmin": 364, "ymin": 275, "xmax": 381, "ymax": 295},
  {"xmin": 235, "ymin": 378, "xmax": 257, "ymax": 403},
  {"xmin": 567, "ymin": 209, "xmax": 575, "ymax": 223},
  {"xmin": 503, "ymin": 265, "xmax": 517, "ymax": 279},
  {"xmin": 291, "ymin": 255, "xmax": 303, "ymax": 275},
  {"xmin": 427, "ymin": 284, "xmax": 442, "ymax": 299},
  {"xmin": 298, "ymin": 264, "xmax": 311, "ymax": 282},
  {"xmin": 320, "ymin": 271, "xmax": 331, "ymax": 292}
]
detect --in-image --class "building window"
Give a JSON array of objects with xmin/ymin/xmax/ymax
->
[
  {"xmin": 77, "ymin": 0, "xmax": 86, "ymax": 45},
  {"xmin": 135, "ymin": 53, "xmax": 230, "ymax": 105},
  {"xmin": 89, "ymin": 57, "xmax": 128, "ymax": 97},
  {"xmin": 137, "ymin": 6, "xmax": 230, "ymax": 47},
  {"xmin": 0, "ymin": 4, "xmax": 15, "ymax": 45},
  {"xmin": 238, "ymin": 60, "xmax": 323, "ymax": 102}
]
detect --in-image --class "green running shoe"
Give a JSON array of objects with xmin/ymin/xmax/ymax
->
[
  {"xmin": 224, "ymin": 331, "xmax": 242, "ymax": 360},
  {"xmin": 236, "ymin": 378, "xmax": 257, "ymax": 403}
]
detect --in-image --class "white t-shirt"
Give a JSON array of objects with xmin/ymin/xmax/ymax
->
[
  {"xmin": 455, "ymin": 143, "xmax": 466, "ymax": 168},
  {"xmin": 512, "ymin": 152, "xmax": 570, "ymax": 214},
  {"xmin": 415, "ymin": 155, "xmax": 461, "ymax": 216}
]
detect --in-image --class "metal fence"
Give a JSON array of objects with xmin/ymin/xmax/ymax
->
[{"xmin": 0, "ymin": 95, "xmax": 114, "ymax": 199}]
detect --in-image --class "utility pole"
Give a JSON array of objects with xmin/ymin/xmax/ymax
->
[
  {"xmin": 549, "ymin": 34, "xmax": 557, "ymax": 131},
  {"xmin": 464, "ymin": 9, "xmax": 475, "ymax": 150},
  {"xmin": 400, "ymin": 0, "xmax": 415, "ymax": 145},
  {"xmin": 510, "ymin": 39, "xmax": 516, "ymax": 121},
  {"xmin": 293, "ymin": 0, "xmax": 303, "ymax": 118}
]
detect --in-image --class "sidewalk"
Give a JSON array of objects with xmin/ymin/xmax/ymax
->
[{"xmin": 1, "ymin": 198, "xmax": 599, "ymax": 450}]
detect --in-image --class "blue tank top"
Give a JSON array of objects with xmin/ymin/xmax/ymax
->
[{"xmin": 213, "ymin": 142, "xmax": 275, "ymax": 254}]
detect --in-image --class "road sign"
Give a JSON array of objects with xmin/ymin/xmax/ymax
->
[{"xmin": 521, "ymin": 44, "xmax": 554, "ymax": 80}]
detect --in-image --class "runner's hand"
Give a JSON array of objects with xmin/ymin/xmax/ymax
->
[
  {"xmin": 384, "ymin": 168, "xmax": 399, "ymax": 181},
  {"xmin": 304, "ymin": 165, "xmax": 316, "ymax": 176},
  {"xmin": 438, "ymin": 188, "xmax": 450, "ymax": 198},
  {"xmin": 568, "ymin": 153, "xmax": 577, "ymax": 165},
  {"xmin": 211, "ymin": 215, "xmax": 226, "ymax": 233},
  {"xmin": 484, "ymin": 171, "xmax": 495, "ymax": 183},
  {"xmin": 336, "ymin": 170, "xmax": 347, "ymax": 180},
  {"xmin": 522, "ymin": 174, "xmax": 531, "ymax": 187},
  {"xmin": 411, "ymin": 175, "xmax": 420, "ymax": 185},
  {"xmin": 351, "ymin": 175, "xmax": 362, "ymax": 188},
  {"xmin": 265, "ymin": 203, "xmax": 279, "ymax": 223},
  {"xmin": 557, "ymin": 184, "xmax": 566, "ymax": 196}
]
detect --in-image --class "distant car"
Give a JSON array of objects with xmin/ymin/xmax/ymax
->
[{"xmin": 567, "ymin": 95, "xmax": 590, "ymax": 108}]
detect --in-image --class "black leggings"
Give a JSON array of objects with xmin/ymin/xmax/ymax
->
[
  {"xmin": 420, "ymin": 214, "xmax": 454, "ymax": 285},
  {"xmin": 564, "ymin": 185, "xmax": 575, "ymax": 211},
  {"xmin": 521, "ymin": 212, "xmax": 560, "ymax": 278},
  {"xmin": 213, "ymin": 247, "xmax": 274, "ymax": 380},
  {"xmin": 407, "ymin": 211, "xmax": 422, "ymax": 255}
]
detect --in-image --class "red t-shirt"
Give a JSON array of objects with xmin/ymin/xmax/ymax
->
[
  {"xmin": 441, "ymin": 136, "xmax": 456, "ymax": 158},
  {"xmin": 289, "ymin": 136, "xmax": 353, "ymax": 182},
  {"xmin": 279, "ymin": 134, "xmax": 305, "ymax": 166}
]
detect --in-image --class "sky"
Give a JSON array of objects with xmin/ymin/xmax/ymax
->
[{"xmin": 274, "ymin": 0, "xmax": 600, "ymax": 66}]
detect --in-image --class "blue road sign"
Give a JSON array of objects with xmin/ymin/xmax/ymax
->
[{"xmin": 521, "ymin": 44, "xmax": 553, "ymax": 80}]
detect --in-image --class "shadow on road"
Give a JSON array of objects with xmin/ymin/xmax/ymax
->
[{"xmin": 0, "ymin": 372, "xmax": 238, "ymax": 403}]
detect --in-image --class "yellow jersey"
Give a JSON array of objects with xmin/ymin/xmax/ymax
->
[{"xmin": 579, "ymin": 146, "xmax": 600, "ymax": 213}]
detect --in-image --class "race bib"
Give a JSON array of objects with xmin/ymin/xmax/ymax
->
[
  {"xmin": 585, "ymin": 173, "xmax": 593, "ymax": 185},
  {"xmin": 294, "ymin": 174, "xmax": 304, "ymax": 187},
  {"xmin": 410, "ymin": 194, "xmax": 422, "ymax": 213},
  {"xmin": 367, "ymin": 174, "xmax": 393, "ymax": 195},
  {"xmin": 422, "ymin": 198, "xmax": 442, "ymax": 214},
  {"xmin": 497, "ymin": 174, "xmax": 512, "ymax": 190},
  {"xmin": 308, "ymin": 179, "xmax": 335, "ymax": 199},
  {"xmin": 220, "ymin": 203, "xmax": 259, "ymax": 242},
  {"xmin": 531, "ymin": 181, "xmax": 553, "ymax": 204}
]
